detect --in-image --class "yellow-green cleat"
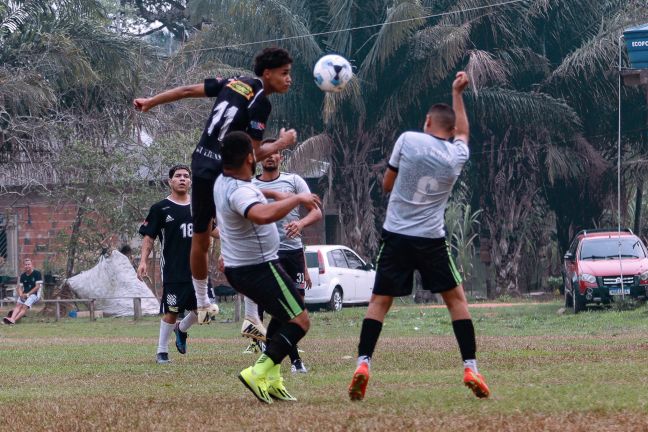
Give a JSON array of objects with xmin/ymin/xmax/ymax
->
[
  {"xmin": 267, "ymin": 376, "xmax": 297, "ymax": 401},
  {"xmin": 238, "ymin": 367, "xmax": 272, "ymax": 404}
]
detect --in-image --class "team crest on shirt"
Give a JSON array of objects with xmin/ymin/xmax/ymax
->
[
  {"xmin": 250, "ymin": 121, "xmax": 265, "ymax": 131},
  {"xmin": 227, "ymin": 80, "xmax": 254, "ymax": 100}
]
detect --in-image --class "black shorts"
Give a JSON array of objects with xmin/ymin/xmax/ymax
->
[
  {"xmin": 225, "ymin": 260, "xmax": 305, "ymax": 322},
  {"xmin": 191, "ymin": 171, "xmax": 221, "ymax": 234},
  {"xmin": 373, "ymin": 229, "xmax": 462, "ymax": 297},
  {"xmin": 160, "ymin": 282, "xmax": 197, "ymax": 314},
  {"xmin": 278, "ymin": 248, "xmax": 306, "ymax": 296}
]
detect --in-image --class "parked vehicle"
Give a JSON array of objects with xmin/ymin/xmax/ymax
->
[
  {"xmin": 304, "ymin": 245, "xmax": 375, "ymax": 311},
  {"xmin": 562, "ymin": 228, "xmax": 648, "ymax": 313}
]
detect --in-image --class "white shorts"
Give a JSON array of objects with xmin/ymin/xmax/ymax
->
[{"xmin": 17, "ymin": 294, "xmax": 40, "ymax": 308}]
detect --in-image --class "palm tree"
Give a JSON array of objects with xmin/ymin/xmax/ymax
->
[{"xmin": 134, "ymin": 0, "xmax": 648, "ymax": 293}]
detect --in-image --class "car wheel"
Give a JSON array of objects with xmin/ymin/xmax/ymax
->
[
  {"xmin": 564, "ymin": 287, "xmax": 573, "ymax": 308},
  {"xmin": 328, "ymin": 287, "xmax": 343, "ymax": 312},
  {"xmin": 572, "ymin": 289, "xmax": 585, "ymax": 314}
]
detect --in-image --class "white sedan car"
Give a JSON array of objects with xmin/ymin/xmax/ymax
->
[{"xmin": 304, "ymin": 245, "xmax": 376, "ymax": 311}]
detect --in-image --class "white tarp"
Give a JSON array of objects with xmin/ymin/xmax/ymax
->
[{"xmin": 67, "ymin": 250, "xmax": 159, "ymax": 317}]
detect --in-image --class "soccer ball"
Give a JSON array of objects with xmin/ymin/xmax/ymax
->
[{"xmin": 313, "ymin": 54, "xmax": 353, "ymax": 93}]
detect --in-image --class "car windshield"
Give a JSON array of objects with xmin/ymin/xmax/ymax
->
[{"xmin": 579, "ymin": 238, "xmax": 647, "ymax": 260}]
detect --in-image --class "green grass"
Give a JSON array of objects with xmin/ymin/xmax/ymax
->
[{"xmin": 2, "ymin": 301, "xmax": 648, "ymax": 431}]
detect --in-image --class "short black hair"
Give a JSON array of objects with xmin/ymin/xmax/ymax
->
[
  {"xmin": 253, "ymin": 47, "xmax": 293, "ymax": 76},
  {"xmin": 169, "ymin": 164, "xmax": 191, "ymax": 178},
  {"xmin": 427, "ymin": 103, "xmax": 456, "ymax": 132},
  {"xmin": 221, "ymin": 131, "xmax": 253, "ymax": 169}
]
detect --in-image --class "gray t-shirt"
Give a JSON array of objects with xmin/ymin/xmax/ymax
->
[
  {"xmin": 252, "ymin": 172, "xmax": 310, "ymax": 251},
  {"xmin": 214, "ymin": 175, "xmax": 279, "ymax": 267},
  {"xmin": 383, "ymin": 131, "xmax": 469, "ymax": 239}
]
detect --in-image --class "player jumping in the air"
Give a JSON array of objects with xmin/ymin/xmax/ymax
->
[
  {"xmin": 348, "ymin": 71, "xmax": 490, "ymax": 401},
  {"xmin": 214, "ymin": 131, "xmax": 320, "ymax": 403},
  {"xmin": 138, "ymin": 164, "xmax": 198, "ymax": 364},
  {"xmin": 243, "ymin": 142, "xmax": 322, "ymax": 372},
  {"xmin": 133, "ymin": 47, "xmax": 297, "ymax": 323}
]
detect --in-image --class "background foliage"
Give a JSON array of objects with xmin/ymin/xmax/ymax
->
[{"xmin": 2, "ymin": 0, "xmax": 648, "ymax": 293}]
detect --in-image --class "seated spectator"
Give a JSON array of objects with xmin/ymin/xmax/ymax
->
[{"xmin": 4, "ymin": 258, "xmax": 43, "ymax": 325}]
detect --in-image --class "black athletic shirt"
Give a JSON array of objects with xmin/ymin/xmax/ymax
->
[
  {"xmin": 192, "ymin": 76, "xmax": 272, "ymax": 179},
  {"xmin": 139, "ymin": 198, "xmax": 192, "ymax": 284},
  {"xmin": 20, "ymin": 270, "xmax": 42, "ymax": 294}
]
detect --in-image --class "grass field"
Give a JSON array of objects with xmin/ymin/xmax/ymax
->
[{"xmin": 2, "ymin": 300, "xmax": 648, "ymax": 431}]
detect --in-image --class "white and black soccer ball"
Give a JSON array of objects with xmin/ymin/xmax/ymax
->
[{"xmin": 313, "ymin": 54, "xmax": 353, "ymax": 93}]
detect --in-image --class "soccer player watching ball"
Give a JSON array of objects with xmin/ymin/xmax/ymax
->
[
  {"xmin": 138, "ymin": 164, "xmax": 198, "ymax": 364},
  {"xmin": 214, "ymin": 131, "xmax": 321, "ymax": 403},
  {"xmin": 133, "ymin": 47, "xmax": 297, "ymax": 324},
  {"xmin": 348, "ymin": 71, "xmax": 490, "ymax": 401}
]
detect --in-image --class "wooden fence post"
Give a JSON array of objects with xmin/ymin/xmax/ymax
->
[
  {"xmin": 234, "ymin": 294, "xmax": 241, "ymax": 322},
  {"xmin": 55, "ymin": 296, "xmax": 61, "ymax": 322},
  {"xmin": 89, "ymin": 299, "xmax": 96, "ymax": 321},
  {"xmin": 133, "ymin": 297, "xmax": 142, "ymax": 321}
]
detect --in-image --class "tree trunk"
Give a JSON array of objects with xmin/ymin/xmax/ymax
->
[{"xmin": 65, "ymin": 200, "xmax": 86, "ymax": 278}]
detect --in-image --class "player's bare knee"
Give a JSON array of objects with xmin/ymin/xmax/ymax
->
[{"xmin": 291, "ymin": 311, "xmax": 310, "ymax": 332}]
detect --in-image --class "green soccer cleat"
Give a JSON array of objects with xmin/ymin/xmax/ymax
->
[
  {"xmin": 267, "ymin": 376, "xmax": 297, "ymax": 401},
  {"xmin": 238, "ymin": 367, "xmax": 272, "ymax": 404}
]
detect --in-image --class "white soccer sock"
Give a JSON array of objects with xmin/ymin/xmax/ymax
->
[
  {"xmin": 193, "ymin": 277, "xmax": 210, "ymax": 308},
  {"xmin": 464, "ymin": 359, "xmax": 478, "ymax": 373},
  {"xmin": 179, "ymin": 311, "xmax": 198, "ymax": 333},
  {"xmin": 357, "ymin": 355, "xmax": 371, "ymax": 370},
  {"xmin": 157, "ymin": 320, "xmax": 174, "ymax": 354},
  {"xmin": 244, "ymin": 296, "xmax": 261, "ymax": 322}
]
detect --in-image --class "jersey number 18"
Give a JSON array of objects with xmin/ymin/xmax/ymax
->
[{"xmin": 180, "ymin": 223, "xmax": 193, "ymax": 238}]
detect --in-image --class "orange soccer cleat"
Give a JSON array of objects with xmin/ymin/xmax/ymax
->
[
  {"xmin": 348, "ymin": 362, "xmax": 370, "ymax": 401},
  {"xmin": 463, "ymin": 368, "xmax": 490, "ymax": 398}
]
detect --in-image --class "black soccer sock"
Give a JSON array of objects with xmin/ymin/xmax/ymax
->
[
  {"xmin": 264, "ymin": 322, "xmax": 306, "ymax": 365},
  {"xmin": 266, "ymin": 317, "xmax": 281, "ymax": 340},
  {"xmin": 452, "ymin": 319, "xmax": 477, "ymax": 361},
  {"xmin": 358, "ymin": 318, "xmax": 383, "ymax": 358},
  {"xmin": 288, "ymin": 344, "xmax": 301, "ymax": 363}
]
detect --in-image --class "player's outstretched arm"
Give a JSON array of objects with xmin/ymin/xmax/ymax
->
[
  {"xmin": 261, "ymin": 189, "xmax": 293, "ymax": 201},
  {"xmin": 253, "ymin": 127, "xmax": 297, "ymax": 160},
  {"xmin": 452, "ymin": 71, "xmax": 470, "ymax": 145},
  {"xmin": 247, "ymin": 193, "xmax": 320, "ymax": 225},
  {"xmin": 133, "ymin": 84, "xmax": 206, "ymax": 112}
]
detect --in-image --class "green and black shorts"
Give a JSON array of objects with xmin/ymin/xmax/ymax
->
[
  {"xmin": 225, "ymin": 260, "xmax": 305, "ymax": 322},
  {"xmin": 373, "ymin": 229, "xmax": 463, "ymax": 297}
]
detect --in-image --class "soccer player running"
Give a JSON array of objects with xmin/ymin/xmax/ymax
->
[
  {"xmin": 348, "ymin": 71, "xmax": 490, "ymax": 401},
  {"xmin": 246, "ymin": 142, "xmax": 322, "ymax": 372},
  {"xmin": 138, "ymin": 164, "xmax": 198, "ymax": 364},
  {"xmin": 133, "ymin": 47, "xmax": 297, "ymax": 324},
  {"xmin": 214, "ymin": 131, "xmax": 320, "ymax": 403}
]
